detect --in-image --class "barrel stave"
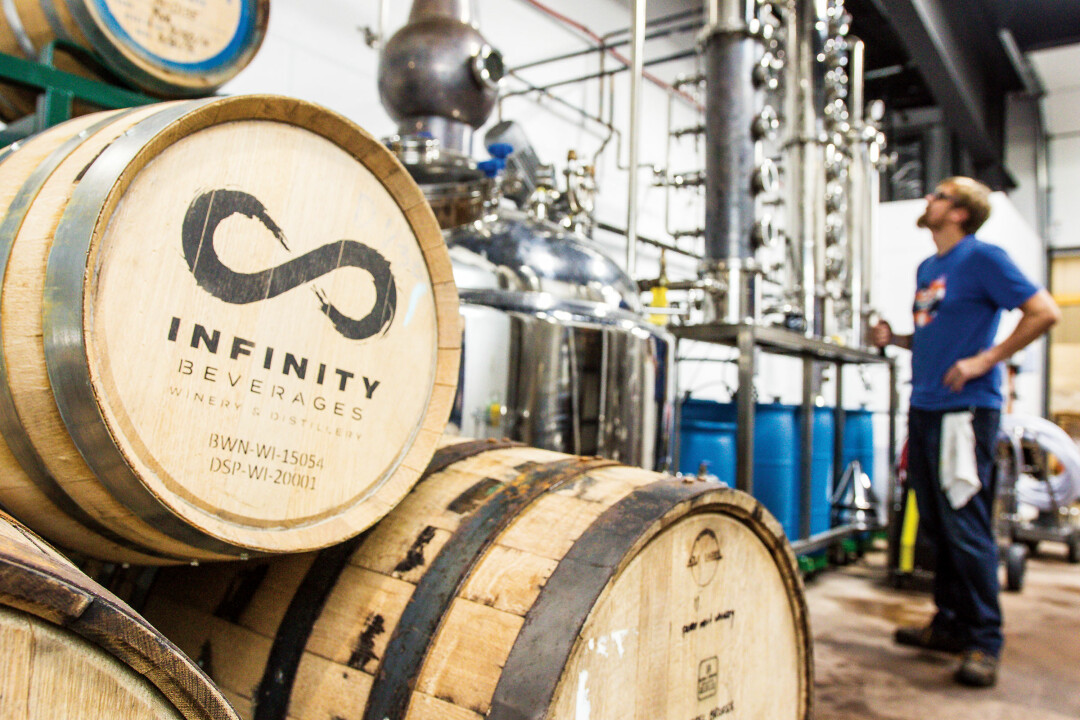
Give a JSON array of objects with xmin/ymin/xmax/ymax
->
[{"xmin": 418, "ymin": 596, "xmax": 525, "ymax": 713}]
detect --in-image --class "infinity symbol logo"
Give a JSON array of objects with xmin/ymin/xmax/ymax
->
[{"xmin": 182, "ymin": 189, "xmax": 397, "ymax": 340}]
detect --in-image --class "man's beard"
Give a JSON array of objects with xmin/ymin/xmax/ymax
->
[{"xmin": 917, "ymin": 211, "xmax": 934, "ymax": 229}]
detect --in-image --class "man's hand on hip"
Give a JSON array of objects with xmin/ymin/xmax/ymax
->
[{"xmin": 943, "ymin": 352, "xmax": 996, "ymax": 392}]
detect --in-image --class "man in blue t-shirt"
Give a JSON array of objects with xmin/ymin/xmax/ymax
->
[{"xmin": 872, "ymin": 176, "xmax": 1059, "ymax": 687}]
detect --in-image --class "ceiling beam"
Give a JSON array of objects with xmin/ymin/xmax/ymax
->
[
  {"xmin": 869, "ymin": 0, "xmax": 1012, "ymax": 184},
  {"xmin": 993, "ymin": 0, "xmax": 1080, "ymax": 52}
]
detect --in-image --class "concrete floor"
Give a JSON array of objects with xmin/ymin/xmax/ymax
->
[{"xmin": 805, "ymin": 543, "xmax": 1080, "ymax": 720}]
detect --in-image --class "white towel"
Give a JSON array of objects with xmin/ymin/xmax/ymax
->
[{"xmin": 940, "ymin": 411, "xmax": 980, "ymax": 509}]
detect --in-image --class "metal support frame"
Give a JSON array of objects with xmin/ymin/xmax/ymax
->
[
  {"xmin": 0, "ymin": 45, "xmax": 155, "ymax": 146},
  {"xmin": 736, "ymin": 325, "xmax": 756, "ymax": 495},
  {"xmin": 673, "ymin": 322, "xmax": 898, "ymax": 549},
  {"xmin": 799, "ymin": 357, "xmax": 814, "ymax": 540},
  {"xmin": 885, "ymin": 357, "xmax": 902, "ymax": 576}
]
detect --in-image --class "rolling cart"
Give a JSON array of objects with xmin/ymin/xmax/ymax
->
[{"xmin": 997, "ymin": 417, "xmax": 1080, "ymax": 568}]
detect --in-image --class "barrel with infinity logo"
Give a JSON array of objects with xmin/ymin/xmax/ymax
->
[
  {"xmin": 0, "ymin": 95, "xmax": 459, "ymax": 564},
  {"xmin": 0, "ymin": 510, "xmax": 240, "ymax": 719},
  {"xmin": 117, "ymin": 438, "xmax": 812, "ymax": 720},
  {"xmin": 0, "ymin": 0, "xmax": 268, "ymax": 119}
]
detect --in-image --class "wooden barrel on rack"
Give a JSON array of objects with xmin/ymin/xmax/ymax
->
[
  {"xmin": 0, "ymin": 95, "xmax": 459, "ymax": 564},
  {"xmin": 120, "ymin": 438, "xmax": 813, "ymax": 720},
  {"xmin": 0, "ymin": 0, "xmax": 269, "ymax": 119},
  {"xmin": 0, "ymin": 511, "xmax": 240, "ymax": 720}
]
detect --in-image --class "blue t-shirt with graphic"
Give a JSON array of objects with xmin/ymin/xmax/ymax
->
[{"xmin": 910, "ymin": 235, "xmax": 1039, "ymax": 410}]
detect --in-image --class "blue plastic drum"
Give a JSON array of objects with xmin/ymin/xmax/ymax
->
[
  {"xmin": 677, "ymin": 418, "xmax": 737, "ymax": 485},
  {"xmin": 677, "ymin": 399, "xmax": 800, "ymax": 538},
  {"xmin": 678, "ymin": 399, "xmax": 842, "ymax": 540},
  {"xmin": 804, "ymin": 407, "xmax": 834, "ymax": 536},
  {"xmin": 843, "ymin": 408, "xmax": 876, "ymax": 482}
]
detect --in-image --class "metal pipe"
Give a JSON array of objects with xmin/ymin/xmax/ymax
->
[
  {"xmin": 596, "ymin": 221, "xmax": 701, "ymax": 259},
  {"xmin": 604, "ymin": 7, "xmax": 703, "ymax": 41},
  {"xmin": 848, "ymin": 146, "xmax": 866, "ymax": 345},
  {"xmin": 516, "ymin": 0, "xmax": 701, "ymax": 110},
  {"xmin": 664, "ymin": 88, "xmax": 676, "ymax": 239},
  {"xmin": 785, "ymin": 0, "xmax": 827, "ymax": 337},
  {"xmin": 886, "ymin": 359, "xmax": 899, "ymax": 568},
  {"xmin": 833, "ymin": 363, "xmax": 846, "ymax": 510},
  {"xmin": 865, "ymin": 157, "xmax": 879, "ymax": 337},
  {"xmin": 703, "ymin": 0, "xmax": 754, "ymax": 264},
  {"xmin": 736, "ymin": 325, "xmax": 756, "ymax": 494},
  {"xmin": 850, "ymin": 37, "xmax": 865, "ymax": 125},
  {"xmin": 408, "ymin": 0, "xmax": 474, "ymax": 25},
  {"xmin": 363, "ymin": 0, "xmax": 390, "ymax": 48},
  {"xmin": 508, "ymin": 19, "xmax": 702, "ymax": 73},
  {"xmin": 800, "ymin": 358, "xmax": 814, "ymax": 540},
  {"xmin": 1036, "ymin": 98, "xmax": 1052, "ymax": 416},
  {"xmin": 500, "ymin": 49, "xmax": 697, "ymax": 98},
  {"xmin": 626, "ymin": 0, "xmax": 646, "ymax": 278},
  {"xmin": 790, "ymin": 521, "xmax": 878, "ymax": 555},
  {"xmin": 846, "ymin": 38, "xmax": 866, "ymax": 346}
]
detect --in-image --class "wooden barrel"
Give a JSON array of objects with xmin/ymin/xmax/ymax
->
[
  {"xmin": 0, "ymin": 95, "xmax": 459, "ymax": 564},
  {"xmin": 0, "ymin": 0, "xmax": 268, "ymax": 117},
  {"xmin": 0, "ymin": 510, "xmax": 239, "ymax": 719},
  {"xmin": 118, "ymin": 438, "xmax": 813, "ymax": 719}
]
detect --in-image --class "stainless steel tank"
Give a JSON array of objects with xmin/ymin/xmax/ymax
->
[{"xmin": 446, "ymin": 206, "xmax": 675, "ymax": 470}]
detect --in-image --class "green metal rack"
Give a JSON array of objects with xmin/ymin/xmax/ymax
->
[{"xmin": 0, "ymin": 41, "xmax": 155, "ymax": 147}]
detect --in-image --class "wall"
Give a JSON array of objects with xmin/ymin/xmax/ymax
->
[
  {"xmin": 1048, "ymin": 138, "xmax": 1080, "ymax": 251},
  {"xmin": 1037, "ymin": 50, "xmax": 1080, "ymax": 252}
]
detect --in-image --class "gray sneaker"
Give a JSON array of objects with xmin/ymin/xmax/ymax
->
[{"xmin": 955, "ymin": 649, "xmax": 998, "ymax": 687}]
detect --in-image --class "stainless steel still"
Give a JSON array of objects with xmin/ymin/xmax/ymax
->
[
  {"xmin": 377, "ymin": 0, "xmax": 504, "ymax": 152},
  {"xmin": 379, "ymin": 0, "xmax": 671, "ymax": 469}
]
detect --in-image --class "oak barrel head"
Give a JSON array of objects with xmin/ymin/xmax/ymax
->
[
  {"xmin": 66, "ymin": 0, "xmax": 270, "ymax": 96},
  {"xmin": 0, "ymin": 1, "xmax": 269, "ymax": 98}
]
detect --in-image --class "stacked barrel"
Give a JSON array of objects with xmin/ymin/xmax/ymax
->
[
  {"xmin": 120, "ymin": 438, "xmax": 814, "ymax": 720},
  {"xmin": 0, "ymin": 95, "xmax": 460, "ymax": 564},
  {"xmin": 0, "ymin": 509, "xmax": 241, "ymax": 720},
  {"xmin": 0, "ymin": 0, "xmax": 269, "ymax": 118},
  {"xmin": 0, "ymin": 96, "xmax": 814, "ymax": 720}
]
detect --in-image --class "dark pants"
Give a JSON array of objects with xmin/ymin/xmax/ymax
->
[{"xmin": 907, "ymin": 407, "xmax": 1003, "ymax": 657}]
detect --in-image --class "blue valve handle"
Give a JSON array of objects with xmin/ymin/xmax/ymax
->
[{"xmin": 477, "ymin": 159, "xmax": 502, "ymax": 178}]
